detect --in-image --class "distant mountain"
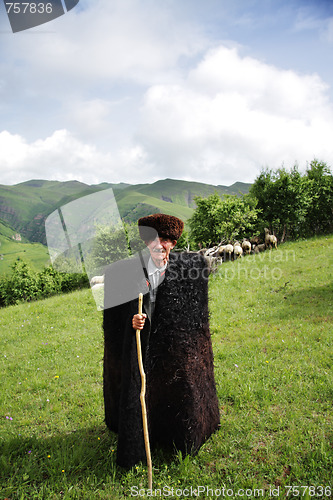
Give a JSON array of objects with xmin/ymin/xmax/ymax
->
[
  {"xmin": 0, "ymin": 178, "xmax": 252, "ymax": 245},
  {"xmin": 0, "ymin": 179, "xmax": 116, "ymax": 244}
]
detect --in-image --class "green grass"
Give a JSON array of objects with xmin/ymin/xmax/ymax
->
[
  {"xmin": 0, "ymin": 234, "xmax": 50, "ymax": 275},
  {"xmin": 1, "ymin": 235, "xmax": 332, "ymax": 499},
  {"xmin": 115, "ymin": 190, "xmax": 194, "ymax": 223}
]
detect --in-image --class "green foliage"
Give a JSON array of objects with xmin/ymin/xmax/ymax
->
[
  {"xmin": 189, "ymin": 193, "xmax": 259, "ymax": 246},
  {"xmin": 91, "ymin": 224, "xmax": 130, "ymax": 270},
  {"xmin": 0, "ymin": 260, "xmax": 39, "ymax": 306},
  {"xmin": 303, "ymin": 159, "xmax": 333, "ymax": 235},
  {"xmin": 0, "ymin": 260, "xmax": 89, "ymax": 308},
  {"xmin": 174, "ymin": 226, "xmax": 195, "ymax": 250},
  {"xmin": 90, "ymin": 223, "xmax": 145, "ymax": 272},
  {"xmin": 249, "ymin": 160, "xmax": 333, "ymax": 240}
]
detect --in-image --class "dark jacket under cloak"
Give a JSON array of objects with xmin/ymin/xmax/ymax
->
[{"xmin": 103, "ymin": 250, "xmax": 220, "ymax": 468}]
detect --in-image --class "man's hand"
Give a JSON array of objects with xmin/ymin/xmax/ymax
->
[{"xmin": 132, "ymin": 313, "xmax": 147, "ymax": 330}]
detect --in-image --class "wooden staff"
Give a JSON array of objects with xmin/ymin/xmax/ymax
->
[{"xmin": 135, "ymin": 292, "xmax": 153, "ymax": 489}]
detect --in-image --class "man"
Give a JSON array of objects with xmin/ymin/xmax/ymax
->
[
  {"xmin": 103, "ymin": 214, "xmax": 220, "ymax": 468},
  {"xmin": 132, "ymin": 225, "xmax": 177, "ymax": 331}
]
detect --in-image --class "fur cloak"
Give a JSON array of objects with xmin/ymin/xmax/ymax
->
[{"xmin": 103, "ymin": 251, "xmax": 220, "ymax": 468}]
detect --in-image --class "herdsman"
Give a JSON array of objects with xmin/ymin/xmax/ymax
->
[{"xmin": 103, "ymin": 213, "xmax": 220, "ymax": 468}]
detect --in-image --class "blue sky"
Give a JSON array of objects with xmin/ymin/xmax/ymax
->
[{"xmin": 0, "ymin": 0, "xmax": 332, "ymax": 186}]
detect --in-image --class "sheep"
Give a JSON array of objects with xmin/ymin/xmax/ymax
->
[
  {"xmin": 264, "ymin": 228, "xmax": 278, "ymax": 250},
  {"xmin": 223, "ymin": 244, "xmax": 234, "ymax": 261},
  {"xmin": 204, "ymin": 255, "xmax": 223, "ymax": 273},
  {"xmin": 233, "ymin": 243, "xmax": 243, "ymax": 259},
  {"xmin": 253, "ymin": 243, "xmax": 266, "ymax": 254},
  {"xmin": 250, "ymin": 236, "xmax": 261, "ymax": 246},
  {"xmin": 90, "ymin": 275, "xmax": 104, "ymax": 287},
  {"xmin": 217, "ymin": 245, "xmax": 226, "ymax": 257},
  {"xmin": 242, "ymin": 239, "xmax": 252, "ymax": 254},
  {"xmin": 204, "ymin": 255, "xmax": 214, "ymax": 269}
]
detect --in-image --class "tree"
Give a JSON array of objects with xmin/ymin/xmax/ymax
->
[
  {"xmin": 249, "ymin": 166, "xmax": 308, "ymax": 241},
  {"xmin": 250, "ymin": 162, "xmax": 333, "ymax": 240},
  {"xmin": 188, "ymin": 193, "xmax": 259, "ymax": 247},
  {"xmin": 91, "ymin": 222, "xmax": 145, "ymax": 272},
  {"xmin": 303, "ymin": 160, "xmax": 333, "ymax": 236}
]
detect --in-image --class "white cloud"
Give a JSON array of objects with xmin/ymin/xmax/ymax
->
[
  {"xmin": 137, "ymin": 46, "xmax": 333, "ymax": 184},
  {"xmin": 2, "ymin": 45, "xmax": 333, "ymax": 187},
  {"xmin": 1, "ymin": 2, "xmax": 333, "ymax": 187},
  {"xmin": 63, "ymin": 98, "xmax": 113, "ymax": 140},
  {"xmin": 0, "ymin": 129, "xmax": 150, "ymax": 185}
]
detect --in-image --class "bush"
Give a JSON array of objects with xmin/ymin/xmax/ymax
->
[
  {"xmin": 0, "ymin": 261, "xmax": 39, "ymax": 306},
  {"xmin": 189, "ymin": 193, "xmax": 259, "ymax": 247},
  {"xmin": 249, "ymin": 161, "xmax": 333, "ymax": 241},
  {"xmin": 0, "ymin": 261, "xmax": 90, "ymax": 308},
  {"xmin": 59, "ymin": 272, "xmax": 89, "ymax": 293}
]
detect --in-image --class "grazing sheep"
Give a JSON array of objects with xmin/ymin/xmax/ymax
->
[
  {"xmin": 90, "ymin": 275, "xmax": 104, "ymax": 286},
  {"xmin": 217, "ymin": 245, "xmax": 226, "ymax": 257},
  {"xmin": 242, "ymin": 239, "xmax": 252, "ymax": 254},
  {"xmin": 250, "ymin": 236, "xmax": 261, "ymax": 246},
  {"xmin": 233, "ymin": 243, "xmax": 243, "ymax": 259},
  {"xmin": 253, "ymin": 243, "xmax": 266, "ymax": 254},
  {"xmin": 264, "ymin": 228, "xmax": 278, "ymax": 250},
  {"xmin": 204, "ymin": 255, "xmax": 214, "ymax": 270},
  {"xmin": 223, "ymin": 244, "xmax": 234, "ymax": 261},
  {"xmin": 205, "ymin": 255, "xmax": 222, "ymax": 272}
]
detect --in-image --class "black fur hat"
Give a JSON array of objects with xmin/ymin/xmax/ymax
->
[{"xmin": 138, "ymin": 213, "xmax": 184, "ymax": 242}]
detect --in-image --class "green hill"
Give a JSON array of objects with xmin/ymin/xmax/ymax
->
[
  {"xmin": 0, "ymin": 178, "xmax": 251, "ymax": 245},
  {"xmin": 115, "ymin": 178, "xmax": 250, "ymax": 215},
  {"xmin": 114, "ymin": 188, "xmax": 193, "ymax": 222},
  {"xmin": 0, "ymin": 220, "xmax": 50, "ymax": 275},
  {"xmin": 0, "ymin": 179, "xmax": 105, "ymax": 244},
  {"xmin": 0, "ymin": 177, "xmax": 251, "ymax": 273}
]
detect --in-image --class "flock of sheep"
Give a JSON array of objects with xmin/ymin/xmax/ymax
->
[
  {"xmin": 90, "ymin": 229, "xmax": 278, "ymax": 289},
  {"xmin": 198, "ymin": 228, "xmax": 278, "ymax": 271}
]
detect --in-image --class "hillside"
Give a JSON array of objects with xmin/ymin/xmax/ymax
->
[
  {"xmin": 117, "ymin": 178, "xmax": 250, "ymax": 212},
  {"xmin": 0, "ymin": 180, "xmax": 105, "ymax": 244},
  {"xmin": 0, "ymin": 178, "xmax": 251, "ymax": 245},
  {"xmin": 0, "ymin": 220, "xmax": 50, "ymax": 274},
  {"xmin": 0, "ymin": 235, "xmax": 332, "ymax": 497}
]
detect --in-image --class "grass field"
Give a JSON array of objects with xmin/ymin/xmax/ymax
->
[
  {"xmin": 0, "ymin": 238, "xmax": 50, "ymax": 275},
  {"xmin": 0, "ymin": 235, "xmax": 332, "ymax": 499},
  {"xmin": 0, "ymin": 221, "xmax": 50, "ymax": 275}
]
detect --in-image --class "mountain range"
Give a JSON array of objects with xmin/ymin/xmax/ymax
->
[{"xmin": 0, "ymin": 178, "xmax": 251, "ymax": 245}]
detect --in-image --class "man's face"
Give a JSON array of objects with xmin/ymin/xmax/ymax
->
[{"xmin": 146, "ymin": 236, "xmax": 177, "ymax": 268}]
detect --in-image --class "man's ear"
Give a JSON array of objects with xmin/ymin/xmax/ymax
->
[{"xmin": 171, "ymin": 240, "xmax": 177, "ymax": 249}]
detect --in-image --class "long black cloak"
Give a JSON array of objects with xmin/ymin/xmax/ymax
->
[{"xmin": 103, "ymin": 251, "xmax": 220, "ymax": 468}]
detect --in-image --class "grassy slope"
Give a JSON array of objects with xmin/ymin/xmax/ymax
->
[
  {"xmin": 115, "ymin": 189, "xmax": 193, "ymax": 222},
  {"xmin": 0, "ymin": 235, "xmax": 332, "ymax": 499},
  {"xmin": 0, "ymin": 221, "xmax": 50, "ymax": 275},
  {"xmin": 117, "ymin": 179, "xmax": 251, "ymax": 213},
  {"xmin": 0, "ymin": 180, "xmax": 105, "ymax": 244},
  {"xmin": 0, "ymin": 180, "xmax": 92, "ymax": 220}
]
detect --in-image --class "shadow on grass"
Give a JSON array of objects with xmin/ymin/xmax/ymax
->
[
  {"xmin": 272, "ymin": 282, "xmax": 333, "ymax": 319},
  {"xmin": 0, "ymin": 421, "xmax": 179, "ymax": 495}
]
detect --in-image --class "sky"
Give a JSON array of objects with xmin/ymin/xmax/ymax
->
[{"xmin": 0, "ymin": 0, "xmax": 333, "ymax": 187}]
